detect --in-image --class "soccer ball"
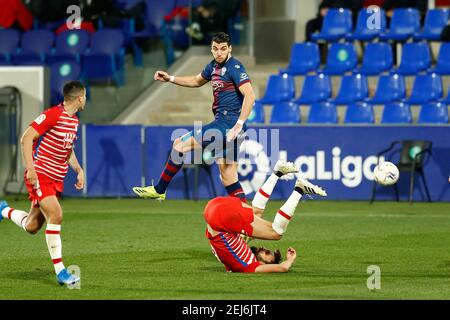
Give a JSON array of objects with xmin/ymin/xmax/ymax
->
[{"xmin": 373, "ymin": 161, "xmax": 399, "ymax": 186}]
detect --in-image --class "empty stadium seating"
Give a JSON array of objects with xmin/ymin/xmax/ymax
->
[
  {"xmin": 405, "ymin": 73, "xmax": 443, "ymax": 105},
  {"xmin": 414, "ymin": 8, "xmax": 450, "ymax": 41},
  {"xmin": 379, "ymin": 8, "xmax": 421, "ymax": 41},
  {"xmin": 332, "ymin": 74, "xmax": 369, "ymax": 104},
  {"xmin": 83, "ymin": 29, "xmax": 126, "ymax": 85},
  {"xmin": 48, "ymin": 29, "xmax": 90, "ymax": 64},
  {"xmin": 355, "ymin": 42, "xmax": 393, "ymax": 75},
  {"xmin": 258, "ymin": 74, "xmax": 296, "ymax": 105},
  {"xmin": 381, "ymin": 102, "xmax": 413, "ymax": 124},
  {"xmin": 368, "ymin": 74, "xmax": 406, "ymax": 104},
  {"xmin": 12, "ymin": 30, "xmax": 54, "ymax": 65},
  {"xmin": 311, "ymin": 8, "xmax": 353, "ymax": 42},
  {"xmin": 0, "ymin": 29, "xmax": 20, "ymax": 65},
  {"xmin": 346, "ymin": 7, "xmax": 387, "ymax": 41},
  {"xmin": 394, "ymin": 42, "xmax": 431, "ymax": 75},
  {"xmin": 418, "ymin": 102, "xmax": 449, "ymax": 124},
  {"xmin": 294, "ymin": 74, "xmax": 332, "ymax": 104},
  {"xmin": 279, "ymin": 42, "xmax": 320, "ymax": 75},
  {"xmin": 320, "ymin": 42, "xmax": 358, "ymax": 75},
  {"xmin": 344, "ymin": 102, "xmax": 375, "ymax": 124},
  {"xmin": 307, "ymin": 102, "xmax": 338, "ymax": 124},
  {"xmin": 270, "ymin": 101, "xmax": 301, "ymax": 124}
]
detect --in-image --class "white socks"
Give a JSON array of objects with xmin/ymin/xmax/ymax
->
[
  {"xmin": 1, "ymin": 207, "xmax": 28, "ymax": 231},
  {"xmin": 272, "ymin": 190, "xmax": 302, "ymax": 236},
  {"xmin": 252, "ymin": 173, "xmax": 279, "ymax": 209},
  {"xmin": 45, "ymin": 224, "xmax": 65, "ymax": 275}
]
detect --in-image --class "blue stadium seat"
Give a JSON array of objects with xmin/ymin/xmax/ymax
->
[
  {"xmin": 355, "ymin": 42, "xmax": 393, "ymax": 75},
  {"xmin": 50, "ymin": 61, "xmax": 82, "ymax": 105},
  {"xmin": 346, "ymin": 7, "xmax": 387, "ymax": 41},
  {"xmin": 368, "ymin": 74, "xmax": 406, "ymax": 104},
  {"xmin": 115, "ymin": 0, "xmax": 144, "ymax": 10},
  {"xmin": 381, "ymin": 102, "xmax": 412, "ymax": 124},
  {"xmin": 133, "ymin": 0, "xmax": 176, "ymax": 38},
  {"xmin": 0, "ymin": 29, "xmax": 20, "ymax": 64},
  {"xmin": 429, "ymin": 43, "xmax": 450, "ymax": 75},
  {"xmin": 311, "ymin": 8, "xmax": 353, "ymax": 42},
  {"xmin": 406, "ymin": 73, "xmax": 443, "ymax": 105},
  {"xmin": 12, "ymin": 29, "xmax": 54, "ymax": 65},
  {"xmin": 394, "ymin": 42, "xmax": 431, "ymax": 75},
  {"xmin": 418, "ymin": 102, "xmax": 449, "ymax": 124},
  {"xmin": 320, "ymin": 42, "xmax": 357, "ymax": 75},
  {"xmin": 294, "ymin": 74, "xmax": 332, "ymax": 104},
  {"xmin": 83, "ymin": 29, "xmax": 125, "ymax": 85},
  {"xmin": 379, "ymin": 8, "xmax": 421, "ymax": 41},
  {"xmin": 257, "ymin": 74, "xmax": 296, "ymax": 104},
  {"xmin": 332, "ymin": 74, "xmax": 369, "ymax": 104},
  {"xmin": 344, "ymin": 102, "xmax": 375, "ymax": 124},
  {"xmin": 270, "ymin": 101, "xmax": 301, "ymax": 124},
  {"xmin": 414, "ymin": 9, "xmax": 450, "ymax": 41},
  {"xmin": 48, "ymin": 30, "xmax": 90, "ymax": 64},
  {"xmin": 279, "ymin": 42, "xmax": 320, "ymax": 75},
  {"xmin": 307, "ymin": 102, "xmax": 338, "ymax": 124},
  {"xmin": 247, "ymin": 101, "xmax": 265, "ymax": 124}
]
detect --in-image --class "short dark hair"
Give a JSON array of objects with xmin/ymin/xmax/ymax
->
[
  {"xmin": 211, "ymin": 32, "xmax": 231, "ymax": 45},
  {"xmin": 251, "ymin": 246, "xmax": 282, "ymax": 264},
  {"xmin": 63, "ymin": 81, "xmax": 85, "ymax": 101}
]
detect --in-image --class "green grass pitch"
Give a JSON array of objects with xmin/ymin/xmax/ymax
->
[{"xmin": 0, "ymin": 196, "xmax": 449, "ymax": 300}]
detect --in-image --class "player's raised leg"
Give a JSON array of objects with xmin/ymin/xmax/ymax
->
[
  {"xmin": 252, "ymin": 176, "xmax": 327, "ymax": 240},
  {"xmin": 0, "ymin": 200, "xmax": 29, "ymax": 230},
  {"xmin": 217, "ymin": 160, "xmax": 247, "ymax": 202},
  {"xmin": 132, "ymin": 132, "xmax": 201, "ymax": 200},
  {"xmin": 252, "ymin": 160, "xmax": 298, "ymax": 217},
  {"xmin": 1, "ymin": 200, "xmax": 46, "ymax": 234},
  {"xmin": 38, "ymin": 196, "xmax": 80, "ymax": 285}
]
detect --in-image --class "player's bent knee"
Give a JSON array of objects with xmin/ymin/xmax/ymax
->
[
  {"xmin": 272, "ymin": 233, "xmax": 282, "ymax": 241},
  {"xmin": 25, "ymin": 223, "xmax": 42, "ymax": 235}
]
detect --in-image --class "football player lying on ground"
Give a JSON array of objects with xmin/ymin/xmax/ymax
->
[{"xmin": 204, "ymin": 160, "xmax": 327, "ymax": 273}]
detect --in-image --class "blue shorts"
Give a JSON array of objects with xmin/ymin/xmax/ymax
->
[{"xmin": 181, "ymin": 118, "xmax": 247, "ymax": 162}]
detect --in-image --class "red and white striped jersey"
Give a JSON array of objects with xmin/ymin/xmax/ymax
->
[
  {"xmin": 207, "ymin": 230, "xmax": 261, "ymax": 273},
  {"xmin": 30, "ymin": 104, "xmax": 79, "ymax": 181}
]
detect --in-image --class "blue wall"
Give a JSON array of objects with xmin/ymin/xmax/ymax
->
[{"xmin": 64, "ymin": 125, "xmax": 450, "ymax": 202}]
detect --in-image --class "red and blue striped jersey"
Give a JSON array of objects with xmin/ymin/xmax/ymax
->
[
  {"xmin": 206, "ymin": 229, "xmax": 260, "ymax": 273},
  {"xmin": 201, "ymin": 56, "xmax": 251, "ymax": 120}
]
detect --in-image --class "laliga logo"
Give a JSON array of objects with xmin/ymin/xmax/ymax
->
[
  {"xmin": 238, "ymin": 140, "xmax": 270, "ymax": 194},
  {"xmin": 238, "ymin": 142, "xmax": 384, "ymax": 190},
  {"xmin": 294, "ymin": 147, "xmax": 384, "ymax": 188}
]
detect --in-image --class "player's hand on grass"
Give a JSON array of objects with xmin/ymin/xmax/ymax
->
[
  {"xmin": 286, "ymin": 247, "xmax": 297, "ymax": 261},
  {"xmin": 75, "ymin": 169, "xmax": 85, "ymax": 190},
  {"xmin": 226, "ymin": 122, "xmax": 243, "ymax": 142},
  {"xmin": 154, "ymin": 71, "xmax": 170, "ymax": 82},
  {"xmin": 26, "ymin": 167, "xmax": 38, "ymax": 187}
]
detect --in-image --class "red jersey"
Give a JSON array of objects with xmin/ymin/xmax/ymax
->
[
  {"xmin": 30, "ymin": 104, "xmax": 79, "ymax": 181},
  {"xmin": 207, "ymin": 230, "xmax": 261, "ymax": 273}
]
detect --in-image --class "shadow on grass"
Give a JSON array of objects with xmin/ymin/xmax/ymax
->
[{"xmin": 3, "ymin": 269, "xmax": 56, "ymax": 286}]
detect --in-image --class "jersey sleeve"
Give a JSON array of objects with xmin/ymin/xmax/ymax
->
[
  {"xmin": 201, "ymin": 61, "xmax": 213, "ymax": 81},
  {"xmin": 229, "ymin": 63, "xmax": 251, "ymax": 88},
  {"xmin": 30, "ymin": 108, "xmax": 60, "ymax": 135},
  {"xmin": 242, "ymin": 261, "xmax": 261, "ymax": 273}
]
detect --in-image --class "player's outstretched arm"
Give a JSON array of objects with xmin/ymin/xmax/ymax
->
[
  {"xmin": 154, "ymin": 70, "xmax": 208, "ymax": 88},
  {"xmin": 226, "ymin": 83, "xmax": 256, "ymax": 142},
  {"xmin": 254, "ymin": 248, "xmax": 297, "ymax": 273}
]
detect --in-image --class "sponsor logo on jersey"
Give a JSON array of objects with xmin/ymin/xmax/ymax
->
[
  {"xmin": 34, "ymin": 114, "xmax": 46, "ymax": 125},
  {"xmin": 240, "ymin": 73, "xmax": 249, "ymax": 81}
]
